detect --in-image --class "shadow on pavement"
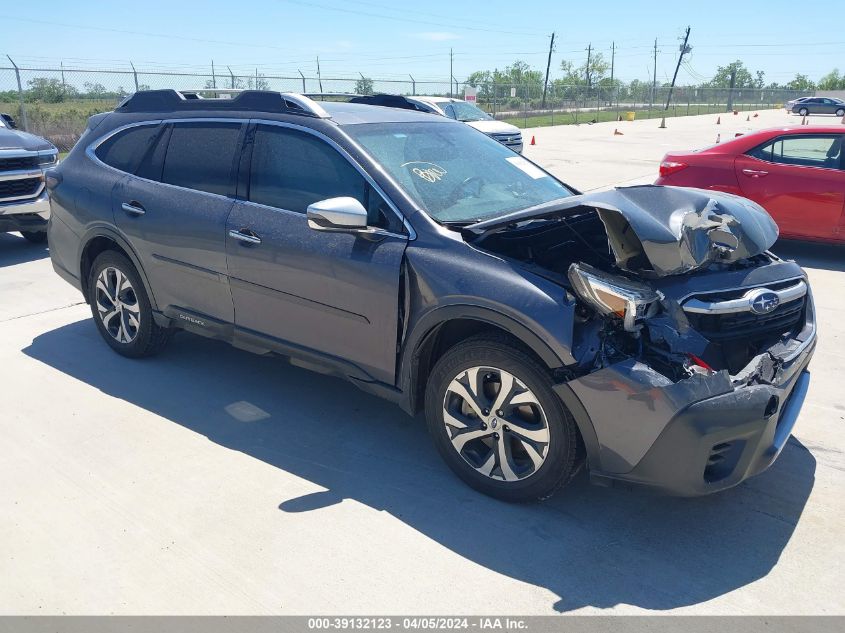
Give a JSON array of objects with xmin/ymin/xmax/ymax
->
[
  {"xmin": 25, "ymin": 320, "xmax": 816, "ymax": 612},
  {"xmin": 0, "ymin": 232, "xmax": 49, "ymax": 268},
  {"xmin": 773, "ymin": 239, "xmax": 845, "ymax": 273}
]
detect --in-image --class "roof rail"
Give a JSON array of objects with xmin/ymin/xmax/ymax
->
[{"xmin": 115, "ymin": 89, "xmax": 332, "ymax": 119}]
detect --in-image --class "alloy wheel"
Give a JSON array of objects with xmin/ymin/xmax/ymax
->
[
  {"xmin": 442, "ymin": 366, "xmax": 550, "ymax": 482},
  {"xmin": 95, "ymin": 266, "xmax": 141, "ymax": 344}
]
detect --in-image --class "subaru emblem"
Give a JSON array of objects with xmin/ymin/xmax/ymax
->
[{"xmin": 747, "ymin": 288, "xmax": 780, "ymax": 315}]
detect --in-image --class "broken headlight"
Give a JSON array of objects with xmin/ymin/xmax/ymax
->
[{"xmin": 568, "ymin": 263, "xmax": 659, "ymax": 332}]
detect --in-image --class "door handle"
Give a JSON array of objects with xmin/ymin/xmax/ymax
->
[
  {"xmin": 121, "ymin": 201, "xmax": 146, "ymax": 216},
  {"xmin": 742, "ymin": 168, "xmax": 769, "ymax": 178},
  {"xmin": 228, "ymin": 229, "xmax": 262, "ymax": 245}
]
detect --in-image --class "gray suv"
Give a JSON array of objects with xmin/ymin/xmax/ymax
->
[{"xmin": 46, "ymin": 90, "xmax": 816, "ymax": 501}]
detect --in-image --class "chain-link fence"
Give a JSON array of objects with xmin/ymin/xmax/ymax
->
[{"xmin": 0, "ymin": 62, "xmax": 813, "ymax": 150}]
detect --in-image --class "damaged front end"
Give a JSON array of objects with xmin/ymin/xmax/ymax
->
[{"xmin": 466, "ymin": 185, "xmax": 816, "ymax": 495}]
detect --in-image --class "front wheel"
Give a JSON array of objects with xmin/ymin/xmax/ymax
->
[
  {"xmin": 836, "ymin": 108, "xmax": 845, "ymax": 117},
  {"xmin": 87, "ymin": 250, "xmax": 170, "ymax": 358},
  {"xmin": 798, "ymin": 107, "xmax": 809, "ymax": 116},
  {"xmin": 425, "ymin": 334, "xmax": 580, "ymax": 502}
]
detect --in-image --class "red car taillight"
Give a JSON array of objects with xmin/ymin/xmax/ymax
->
[{"xmin": 659, "ymin": 160, "xmax": 689, "ymax": 178}]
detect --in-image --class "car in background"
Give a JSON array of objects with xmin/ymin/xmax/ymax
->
[
  {"xmin": 0, "ymin": 114, "xmax": 58, "ymax": 243},
  {"xmin": 656, "ymin": 126, "xmax": 844, "ymax": 243},
  {"xmin": 789, "ymin": 97, "xmax": 845, "ymax": 117},
  {"xmin": 406, "ymin": 96, "xmax": 524, "ymax": 153}
]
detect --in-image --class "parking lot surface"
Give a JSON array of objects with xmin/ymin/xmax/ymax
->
[{"xmin": 1, "ymin": 109, "xmax": 844, "ymax": 615}]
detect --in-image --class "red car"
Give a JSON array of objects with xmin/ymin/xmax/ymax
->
[{"xmin": 656, "ymin": 126, "xmax": 845, "ymax": 243}]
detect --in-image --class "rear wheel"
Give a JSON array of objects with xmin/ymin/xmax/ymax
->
[
  {"xmin": 425, "ymin": 334, "xmax": 579, "ymax": 502},
  {"xmin": 87, "ymin": 251, "xmax": 170, "ymax": 358},
  {"xmin": 21, "ymin": 230, "xmax": 47, "ymax": 243}
]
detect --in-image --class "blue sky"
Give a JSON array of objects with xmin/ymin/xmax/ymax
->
[{"xmin": 4, "ymin": 0, "xmax": 842, "ymax": 84}]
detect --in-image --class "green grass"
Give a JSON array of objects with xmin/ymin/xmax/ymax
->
[{"xmin": 502, "ymin": 104, "xmax": 775, "ymax": 129}]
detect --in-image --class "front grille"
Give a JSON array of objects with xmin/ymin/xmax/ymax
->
[
  {"xmin": 0, "ymin": 177, "xmax": 42, "ymax": 200},
  {"xmin": 0, "ymin": 155, "xmax": 40, "ymax": 171},
  {"xmin": 686, "ymin": 296, "xmax": 806, "ymax": 341},
  {"xmin": 491, "ymin": 132, "xmax": 523, "ymax": 147}
]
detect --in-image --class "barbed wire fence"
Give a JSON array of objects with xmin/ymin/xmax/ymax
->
[{"xmin": 0, "ymin": 61, "xmax": 813, "ymax": 150}]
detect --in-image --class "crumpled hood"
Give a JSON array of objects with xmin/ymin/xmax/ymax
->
[
  {"xmin": 0, "ymin": 127, "xmax": 55, "ymax": 151},
  {"xmin": 466, "ymin": 185, "xmax": 779, "ymax": 277}
]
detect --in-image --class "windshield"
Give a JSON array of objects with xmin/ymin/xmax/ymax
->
[
  {"xmin": 346, "ymin": 121, "xmax": 573, "ymax": 223},
  {"xmin": 445, "ymin": 101, "xmax": 492, "ymax": 122}
]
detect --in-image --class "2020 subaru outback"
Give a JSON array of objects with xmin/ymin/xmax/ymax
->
[{"xmin": 46, "ymin": 89, "xmax": 816, "ymax": 501}]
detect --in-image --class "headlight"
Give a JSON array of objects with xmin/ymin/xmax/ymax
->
[
  {"xmin": 567, "ymin": 263, "xmax": 659, "ymax": 332},
  {"xmin": 37, "ymin": 150, "xmax": 58, "ymax": 166}
]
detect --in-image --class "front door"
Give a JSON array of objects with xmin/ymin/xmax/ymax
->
[
  {"xmin": 225, "ymin": 122, "xmax": 409, "ymax": 384},
  {"xmin": 735, "ymin": 134, "xmax": 845, "ymax": 241}
]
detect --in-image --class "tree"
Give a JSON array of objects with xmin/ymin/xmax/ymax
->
[
  {"xmin": 83, "ymin": 82, "xmax": 108, "ymax": 98},
  {"xmin": 355, "ymin": 77, "xmax": 374, "ymax": 95},
  {"xmin": 754, "ymin": 71, "xmax": 765, "ymax": 90},
  {"xmin": 704, "ymin": 61, "xmax": 756, "ymax": 89},
  {"xmin": 817, "ymin": 69, "xmax": 845, "ymax": 90},
  {"xmin": 557, "ymin": 53, "xmax": 609, "ymax": 88},
  {"xmin": 26, "ymin": 77, "xmax": 68, "ymax": 103},
  {"xmin": 787, "ymin": 73, "xmax": 816, "ymax": 91}
]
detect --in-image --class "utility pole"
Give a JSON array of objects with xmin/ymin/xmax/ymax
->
[
  {"xmin": 211, "ymin": 60, "xmax": 217, "ymax": 89},
  {"xmin": 409, "ymin": 74, "xmax": 416, "ymax": 95},
  {"xmin": 726, "ymin": 66, "xmax": 737, "ymax": 113},
  {"xmin": 541, "ymin": 32, "xmax": 555, "ymax": 108},
  {"xmin": 449, "ymin": 48, "xmax": 453, "ymax": 98},
  {"xmin": 664, "ymin": 26, "xmax": 691, "ymax": 110},
  {"xmin": 610, "ymin": 41, "xmax": 616, "ymax": 110},
  {"xmin": 651, "ymin": 38, "xmax": 658, "ymax": 110},
  {"xmin": 316, "ymin": 56, "xmax": 323, "ymax": 92},
  {"xmin": 585, "ymin": 43, "xmax": 592, "ymax": 88}
]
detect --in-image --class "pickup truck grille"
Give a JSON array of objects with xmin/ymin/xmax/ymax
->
[
  {"xmin": 0, "ymin": 156, "xmax": 41, "ymax": 171},
  {"xmin": 0, "ymin": 177, "xmax": 42, "ymax": 201}
]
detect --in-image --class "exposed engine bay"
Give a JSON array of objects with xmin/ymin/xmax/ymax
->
[{"xmin": 465, "ymin": 186, "xmax": 810, "ymax": 387}]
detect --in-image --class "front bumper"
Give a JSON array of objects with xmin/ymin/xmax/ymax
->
[
  {"xmin": 0, "ymin": 191, "xmax": 50, "ymax": 233},
  {"xmin": 557, "ymin": 297, "xmax": 817, "ymax": 496}
]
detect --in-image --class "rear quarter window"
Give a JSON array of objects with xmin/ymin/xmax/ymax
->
[{"xmin": 95, "ymin": 124, "xmax": 161, "ymax": 174}]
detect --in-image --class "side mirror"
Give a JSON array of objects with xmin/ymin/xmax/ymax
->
[{"xmin": 307, "ymin": 197, "xmax": 368, "ymax": 232}]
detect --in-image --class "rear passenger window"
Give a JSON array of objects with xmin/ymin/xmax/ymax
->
[
  {"xmin": 95, "ymin": 125, "xmax": 160, "ymax": 174},
  {"xmin": 161, "ymin": 122, "xmax": 242, "ymax": 196},
  {"xmin": 748, "ymin": 135, "xmax": 842, "ymax": 169}
]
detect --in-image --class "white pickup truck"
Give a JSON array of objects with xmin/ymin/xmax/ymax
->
[{"xmin": 0, "ymin": 113, "xmax": 58, "ymax": 243}]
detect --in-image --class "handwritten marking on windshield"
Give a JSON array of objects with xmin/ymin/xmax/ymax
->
[{"xmin": 402, "ymin": 161, "xmax": 448, "ymax": 183}]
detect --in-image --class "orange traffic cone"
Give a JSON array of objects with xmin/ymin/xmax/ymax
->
[
  {"xmin": 733, "ymin": 110, "xmax": 738, "ymax": 115},
  {"xmin": 841, "ymin": 114, "xmax": 845, "ymax": 124},
  {"xmin": 735, "ymin": 132, "xmax": 743, "ymax": 137},
  {"xmin": 746, "ymin": 114, "xmax": 750, "ymax": 121},
  {"xmin": 801, "ymin": 115, "xmax": 807, "ymax": 125},
  {"xmin": 716, "ymin": 133, "xmax": 721, "ymax": 144},
  {"xmin": 659, "ymin": 117, "xmax": 666, "ymax": 129},
  {"xmin": 530, "ymin": 135, "xmax": 536, "ymax": 145},
  {"xmin": 716, "ymin": 116, "xmax": 721, "ymax": 124},
  {"xmin": 753, "ymin": 113, "xmax": 759, "ymax": 118},
  {"xmin": 617, "ymin": 114, "xmax": 623, "ymax": 121},
  {"xmin": 614, "ymin": 128, "xmax": 624, "ymax": 135}
]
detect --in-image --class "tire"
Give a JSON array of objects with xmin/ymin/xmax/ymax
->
[
  {"xmin": 836, "ymin": 108, "xmax": 845, "ymax": 117},
  {"xmin": 21, "ymin": 230, "xmax": 47, "ymax": 243},
  {"xmin": 87, "ymin": 250, "xmax": 170, "ymax": 358},
  {"xmin": 424, "ymin": 333, "xmax": 579, "ymax": 502},
  {"xmin": 798, "ymin": 107, "xmax": 809, "ymax": 117}
]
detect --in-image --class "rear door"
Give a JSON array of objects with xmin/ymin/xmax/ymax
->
[
  {"xmin": 225, "ymin": 122, "xmax": 409, "ymax": 384},
  {"xmin": 112, "ymin": 120, "xmax": 245, "ymax": 324},
  {"xmin": 734, "ymin": 133, "xmax": 845, "ymax": 240}
]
